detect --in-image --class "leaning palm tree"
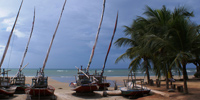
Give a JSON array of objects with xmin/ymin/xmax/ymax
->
[{"xmin": 115, "ymin": 17, "xmax": 153, "ymax": 84}]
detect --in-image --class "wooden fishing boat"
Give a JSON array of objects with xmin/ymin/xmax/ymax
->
[
  {"xmin": 25, "ymin": 70, "xmax": 55, "ymax": 96},
  {"xmin": 11, "ymin": 70, "xmax": 30, "ymax": 93},
  {"xmin": 25, "ymin": 0, "xmax": 66, "ymax": 98},
  {"xmin": 70, "ymin": 67, "xmax": 98, "ymax": 93},
  {"xmin": 0, "ymin": 86, "xmax": 17, "ymax": 96},
  {"xmin": 11, "ymin": 8, "xmax": 35, "ymax": 94},
  {"xmin": 0, "ymin": 0, "xmax": 24, "ymax": 96},
  {"xmin": 0, "ymin": 69, "xmax": 17, "ymax": 96},
  {"xmin": 92, "ymin": 12, "xmax": 118, "ymax": 90},
  {"xmin": 120, "ymin": 73, "xmax": 150, "ymax": 97},
  {"xmin": 92, "ymin": 71, "xmax": 110, "ymax": 90}
]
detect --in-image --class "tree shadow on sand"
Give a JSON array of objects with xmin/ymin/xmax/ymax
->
[{"xmin": 72, "ymin": 92, "xmax": 103, "ymax": 99}]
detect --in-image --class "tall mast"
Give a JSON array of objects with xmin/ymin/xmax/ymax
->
[
  {"xmin": 101, "ymin": 12, "xmax": 118, "ymax": 76},
  {"xmin": 41, "ymin": 0, "xmax": 67, "ymax": 72},
  {"xmin": 0, "ymin": 0, "xmax": 24, "ymax": 73},
  {"xmin": 87, "ymin": 0, "xmax": 106, "ymax": 73},
  {"xmin": 19, "ymin": 8, "xmax": 35, "ymax": 72}
]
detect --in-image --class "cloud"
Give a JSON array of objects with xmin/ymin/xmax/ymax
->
[
  {"xmin": 2, "ymin": 17, "xmax": 26, "ymax": 38},
  {"xmin": 2, "ymin": 17, "xmax": 15, "ymax": 26}
]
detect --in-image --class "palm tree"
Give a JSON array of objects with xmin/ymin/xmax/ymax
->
[
  {"xmin": 144, "ymin": 6, "xmax": 199, "ymax": 93},
  {"xmin": 115, "ymin": 5, "xmax": 200, "ymax": 94},
  {"xmin": 115, "ymin": 18, "xmax": 153, "ymax": 84}
]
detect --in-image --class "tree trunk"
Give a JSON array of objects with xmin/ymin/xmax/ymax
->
[
  {"xmin": 144, "ymin": 57, "xmax": 150, "ymax": 84},
  {"xmin": 197, "ymin": 62, "xmax": 200, "ymax": 72},
  {"xmin": 182, "ymin": 63, "xmax": 188, "ymax": 94},
  {"xmin": 146, "ymin": 65, "xmax": 150, "ymax": 84},
  {"xmin": 165, "ymin": 68, "xmax": 169, "ymax": 89}
]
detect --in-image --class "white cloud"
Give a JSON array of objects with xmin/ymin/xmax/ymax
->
[
  {"xmin": 2, "ymin": 17, "xmax": 26, "ymax": 38},
  {"xmin": 2, "ymin": 17, "xmax": 15, "ymax": 26},
  {"xmin": 14, "ymin": 30, "xmax": 26, "ymax": 38}
]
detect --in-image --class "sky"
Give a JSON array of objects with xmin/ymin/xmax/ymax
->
[{"xmin": 0, "ymin": 0, "xmax": 200, "ymax": 70}]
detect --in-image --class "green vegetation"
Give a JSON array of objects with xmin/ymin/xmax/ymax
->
[{"xmin": 115, "ymin": 5, "xmax": 200, "ymax": 94}]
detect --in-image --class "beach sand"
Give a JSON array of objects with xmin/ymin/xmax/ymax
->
[{"xmin": 6, "ymin": 75, "xmax": 200, "ymax": 100}]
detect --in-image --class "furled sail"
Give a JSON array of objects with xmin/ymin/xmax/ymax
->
[
  {"xmin": 19, "ymin": 8, "xmax": 35, "ymax": 72},
  {"xmin": 86, "ymin": 0, "xmax": 106, "ymax": 73},
  {"xmin": 41, "ymin": 0, "xmax": 67, "ymax": 72},
  {"xmin": 101, "ymin": 12, "xmax": 118, "ymax": 76}
]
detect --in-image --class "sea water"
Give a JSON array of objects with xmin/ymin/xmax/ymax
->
[{"xmin": 3, "ymin": 68, "xmax": 197, "ymax": 83}]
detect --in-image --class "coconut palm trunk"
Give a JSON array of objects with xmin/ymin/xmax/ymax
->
[
  {"xmin": 182, "ymin": 62, "xmax": 188, "ymax": 94},
  {"xmin": 144, "ymin": 57, "xmax": 150, "ymax": 84}
]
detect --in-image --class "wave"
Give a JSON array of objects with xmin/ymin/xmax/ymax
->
[
  {"xmin": 187, "ymin": 70, "xmax": 195, "ymax": 72},
  {"xmin": 57, "ymin": 70, "xmax": 64, "ymax": 72},
  {"xmin": 107, "ymin": 70, "xmax": 113, "ymax": 73}
]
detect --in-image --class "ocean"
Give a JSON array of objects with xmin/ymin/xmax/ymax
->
[{"xmin": 3, "ymin": 68, "xmax": 197, "ymax": 83}]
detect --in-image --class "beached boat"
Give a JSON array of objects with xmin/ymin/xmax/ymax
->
[
  {"xmin": 25, "ymin": 0, "xmax": 66, "ymax": 98},
  {"xmin": 0, "ymin": 69, "xmax": 17, "ymax": 96},
  {"xmin": 92, "ymin": 71, "xmax": 110, "ymax": 90},
  {"xmin": 93, "ymin": 12, "xmax": 118, "ymax": 90},
  {"xmin": 11, "ymin": 71, "xmax": 29, "ymax": 93},
  {"xmin": 25, "ymin": 70, "xmax": 55, "ymax": 96},
  {"xmin": 70, "ymin": 67, "xmax": 98, "ymax": 93},
  {"xmin": 0, "ymin": 0, "xmax": 24, "ymax": 96},
  {"xmin": 11, "ymin": 8, "xmax": 35, "ymax": 94},
  {"xmin": 120, "ymin": 73, "xmax": 151, "ymax": 96}
]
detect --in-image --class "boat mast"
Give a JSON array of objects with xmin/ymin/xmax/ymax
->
[
  {"xmin": 100, "ymin": 12, "xmax": 118, "ymax": 77},
  {"xmin": 19, "ymin": 8, "xmax": 35, "ymax": 73},
  {"xmin": 41, "ymin": 0, "xmax": 67, "ymax": 73},
  {"xmin": 0, "ymin": 0, "xmax": 24, "ymax": 73},
  {"xmin": 86, "ymin": 0, "xmax": 106, "ymax": 73}
]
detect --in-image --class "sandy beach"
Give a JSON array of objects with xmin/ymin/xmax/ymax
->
[{"xmin": 3, "ymin": 75, "xmax": 200, "ymax": 100}]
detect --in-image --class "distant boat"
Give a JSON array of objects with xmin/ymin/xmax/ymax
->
[
  {"xmin": 25, "ymin": 0, "xmax": 66, "ymax": 98},
  {"xmin": 120, "ymin": 73, "xmax": 150, "ymax": 97},
  {"xmin": 70, "ymin": 66, "xmax": 98, "ymax": 93},
  {"xmin": 0, "ymin": 0, "xmax": 23, "ymax": 96}
]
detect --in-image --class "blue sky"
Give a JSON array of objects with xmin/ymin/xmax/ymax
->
[{"xmin": 0, "ymin": 0, "xmax": 199, "ymax": 70}]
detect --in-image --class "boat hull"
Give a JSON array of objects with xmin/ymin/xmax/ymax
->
[
  {"xmin": 120, "ymin": 87, "xmax": 150, "ymax": 96},
  {"xmin": 0, "ymin": 86, "xmax": 17, "ymax": 96},
  {"xmin": 25, "ymin": 85, "xmax": 55, "ymax": 96},
  {"xmin": 71, "ymin": 83, "xmax": 98, "ymax": 93}
]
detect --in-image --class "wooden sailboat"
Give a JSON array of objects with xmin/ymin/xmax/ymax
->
[
  {"xmin": 25, "ymin": 0, "xmax": 67, "ymax": 97},
  {"xmin": 70, "ymin": 0, "xmax": 106, "ymax": 93},
  {"xmin": 11, "ymin": 8, "xmax": 35, "ymax": 93},
  {"xmin": 69, "ymin": 66, "xmax": 98, "ymax": 93},
  {"xmin": 0, "ymin": 0, "xmax": 24, "ymax": 96},
  {"xmin": 93, "ymin": 12, "xmax": 118, "ymax": 90}
]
